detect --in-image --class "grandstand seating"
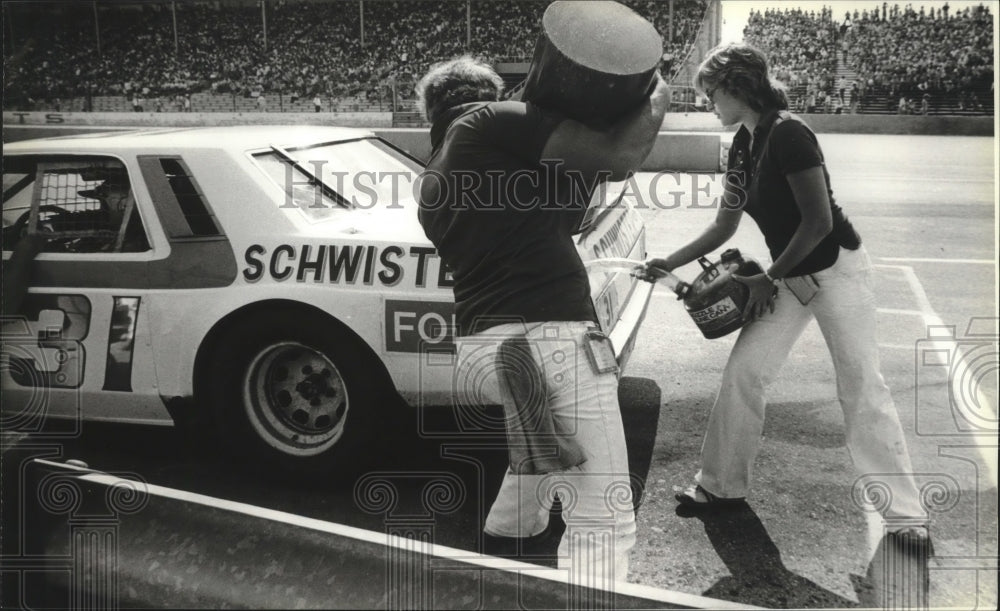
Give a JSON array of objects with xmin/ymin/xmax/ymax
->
[
  {"xmin": 742, "ymin": 3, "xmax": 993, "ymax": 116},
  {"xmin": 3, "ymin": 1, "xmax": 991, "ymax": 117},
  {"xmin": 4, "ymin": 0, "xmax": 707, "ymax": 118}
]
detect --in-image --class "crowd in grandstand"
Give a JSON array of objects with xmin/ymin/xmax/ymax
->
[
  {"xmin": 468, "ymin": 1, "xmax": 548, "ymax": 64},
  {"xmin": 3, "ymin": 0, "xmax": 709, "ymax": 112},
  {"xmin": 743, "ymin": 2, "xmax": 993, "ymax": 115},
  {"xmin": 2, "ymin": 1, "xmax": 992, "ymax": 116},
  {"xmin": 743, "ymin": 6, "xmax": 839, "ymax": 112},
  {"xmin": 845, "ymin": 3, "xmax": 993, "ymax": 114},
  {"xmin": 630, "ymin": 0, "xmax": 708, "ymax": 75}
]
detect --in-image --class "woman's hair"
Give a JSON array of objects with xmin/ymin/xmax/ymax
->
[
  {"xmin": 415, "ymin": 56, "xmax": 504, "ymax": 123},
  {"xmin": 694, "ymin": 43, "xmax": 789, "ymax": 112}
]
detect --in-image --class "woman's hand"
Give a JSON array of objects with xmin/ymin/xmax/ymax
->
[
  {"xmin": 733, "ymin": 272, "xmax": 778, "ymax": 321},
  {"xmin": 634, "ymin": 257, "xmax": 675, "ymax": 283}
]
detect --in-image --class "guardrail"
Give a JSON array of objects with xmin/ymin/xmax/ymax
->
[{"xmin": 6, "ymin": 458, "xmax": 759, "ymax": 610}]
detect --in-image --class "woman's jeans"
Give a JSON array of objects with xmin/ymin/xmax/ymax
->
[
  {"xmin": 455, "ymin": 321, "xmax": 636, "ymax": 587},
  {"xmin": 697, "ymin": 246, "xmax": 924, "ymax": 521}
]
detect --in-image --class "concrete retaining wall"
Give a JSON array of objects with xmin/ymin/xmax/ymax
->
[
  {"xmin": 373, "ymin": 129, "xmax": 723, "ymax": 172},
  {"xmin": 5, "ymin": 110, "xmax": 993, "ymax": 174},
  {"xmin": 663, "ymin": 111, "xmax": 994, "ymax": 135},
  {"xmin": 2, "ymin": 110, "xmax": 394, "ymax": 129},
  {"xmin": 3, "ymin": 117, "xmax": 725, "ymax": 172},
  {"xmin": 8, "ymin": 110, "xmax": 991, "ymax": 135}
]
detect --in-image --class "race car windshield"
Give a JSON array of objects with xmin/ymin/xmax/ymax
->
[{"xmin": 252, "ymin": 138, "xmax": 421, "ymax": 222}]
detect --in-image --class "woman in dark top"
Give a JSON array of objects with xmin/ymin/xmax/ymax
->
[{"xmin": 643, "ymin": 43, "xmax": 927, "ymax": 543}]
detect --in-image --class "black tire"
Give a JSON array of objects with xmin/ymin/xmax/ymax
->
[{"xmin": 201, "ymin": 308, "xmax": 387, "ymax": 478}]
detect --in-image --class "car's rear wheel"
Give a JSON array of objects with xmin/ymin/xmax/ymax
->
[
  {"xmin": 243, "ymin": 341, "xmax": 349, "ymax": 456},
  {"xmin": 202, "ymin": 309, "xmax": 385, "ymax": 477}
]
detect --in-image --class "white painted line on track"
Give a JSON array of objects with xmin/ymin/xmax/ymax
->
[
  {"xmin": 877, "ymin": 308, "xmax": 927, "ymax": 317},
  {"xmin": 32, "ymin": 459, "xmax": 760, "ymax": 610},
  {"xmin": 876, "ymin": 264, "xmax": 998, "ymax": 488},
  {"xmin": 847, "ymin": 178, "xmax": 995, "ymax": 186},
  {"xmin": 879, "ymin": 343, "xmax": 920, "ymax": 351},
  {"xmin": 877, "ymin": 257, "xmax": 995, "ymax": 265},
  {"xmin": 876, "ymin": 265, "xmax": 940, "ymax": 317}
]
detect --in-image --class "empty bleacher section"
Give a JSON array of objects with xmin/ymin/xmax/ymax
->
[{"xmin": 742, "ymin": 3, "xmax": 993, "ymax": 116}]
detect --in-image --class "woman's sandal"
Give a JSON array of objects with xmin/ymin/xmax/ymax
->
[{"xmin": 674, "ymin": 484, "xmax": 745, "ymax": 508}]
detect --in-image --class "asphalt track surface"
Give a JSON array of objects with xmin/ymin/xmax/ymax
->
[
  {"xmin": 623, "ymin": 134, "xmax": 997, "ymax": 609},
  {"xmin": 2, "ymin": 133, "xmax": 997, "ymax": 609}
]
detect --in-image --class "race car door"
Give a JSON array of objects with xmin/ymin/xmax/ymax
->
[{"xmin": 1, "ymin": 155, "xmax": 164, "ymax": 428}]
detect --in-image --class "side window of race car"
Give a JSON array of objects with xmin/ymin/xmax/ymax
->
[
  {"xmin": 2, "ymin": 162, "xmax": 34, "ymax": 250},
  {"xmin": 137, "ymin": 156, "xmax": 221, "ymax": 237},
  {"xmin": 2, "ymin": 156, "xmax": 151, "ymax": 254}
]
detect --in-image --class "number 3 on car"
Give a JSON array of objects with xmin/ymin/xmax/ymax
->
[{"xmin": 1, "ymin": 126, "xmax": 653, "ymax": 475}]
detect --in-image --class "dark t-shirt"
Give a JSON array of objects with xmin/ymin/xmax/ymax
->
[
  {"xmin": 418, "ymin": 101, "xmax": 598, "ymax": 336},
  {"xmin": 729, "ymin": 110, "xmax": 861, "ymax": 277}
]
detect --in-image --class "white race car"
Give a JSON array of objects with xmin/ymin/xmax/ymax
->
[{"xmin": 2, "ymin": 126, "xmax": 652, "ymax": 473}]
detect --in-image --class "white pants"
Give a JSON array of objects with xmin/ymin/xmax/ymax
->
[
  {"xmin": 455, "ymin": 321, "xmax": 636, "ymax": 587},
  {"xmin": 697, "ymin": 246, "xmax": 924, "ymax": 520}
]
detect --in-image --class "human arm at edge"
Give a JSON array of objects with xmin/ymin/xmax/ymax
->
[
  {"xmin": 645, "ymin": 204, "xmax": 743, "ymax": 276},
  {"xmin": 540, "ymin": 73, "xmax": 670, "ymax": 181},
  {"xmin": 1, "ymin": 233, "xmax": 45, "ymax": 315}
]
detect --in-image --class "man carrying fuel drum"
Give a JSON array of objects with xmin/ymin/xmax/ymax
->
[{"xmin": 415, "ymin": 48, "xmax": 667, "ymax": 589}]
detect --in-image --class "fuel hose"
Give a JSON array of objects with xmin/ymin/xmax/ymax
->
[{"xmin": 584, "ymin": 257, "xmax": 686, "ymax": 294}]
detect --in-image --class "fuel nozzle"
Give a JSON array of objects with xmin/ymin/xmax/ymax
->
[
  {"xmin": 720, "ymin": 248, "xmax": 742, "ymax": 264},
  {"xmin": 582, "ymin": 257, "xmax": 692, "ymax": 299},
  {"xmin": 654, "ymin": 271, "xmax": 691, "ymax": 299}
]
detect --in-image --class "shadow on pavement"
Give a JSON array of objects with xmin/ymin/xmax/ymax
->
[
  {"xmin": 678, "ymin": 502, "xmax": 860, "ymax": 608},
  {"xmin": 3, "ymin": 376, "xmax": 663, "ymax": 578}
]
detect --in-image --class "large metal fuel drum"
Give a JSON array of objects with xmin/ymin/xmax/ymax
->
[{"xmin": 521, "ymin": 0, "xmax": 663, "ymax": 125}]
